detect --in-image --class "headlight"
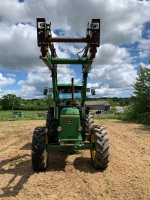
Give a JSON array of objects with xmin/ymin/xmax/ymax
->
[
  {"xmin": 78, "ymin": 126, "xmax": 82, "ymax": 132},
  {"xmin": 57, "ymin": 126, "xmax": 62, "ymax": 132}
]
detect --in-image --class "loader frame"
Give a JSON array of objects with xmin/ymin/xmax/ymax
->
[
  {"xmin": 37, "ymin": 18, "xmax": 100, "ymax": 151},
  {"xmin": 31, "ymin": 18, "xmax": 110, "ymax": 171}
]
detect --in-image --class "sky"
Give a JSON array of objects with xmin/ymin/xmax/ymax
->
[{"xmin": 0, "ymin": 0, "xmax": 150, "ymax": 99}]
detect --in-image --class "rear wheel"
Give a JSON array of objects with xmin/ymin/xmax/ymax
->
[
  {"xmin": 90, "ymin": 126, "xmax": 109, "ymax": 170},
  {"xmin": 85, "ymin": 113, "xmax": 94, "ymax": 141},
  {"xmin": 31, "ymin": 126, "xmax": 48, "ymax": 171}
]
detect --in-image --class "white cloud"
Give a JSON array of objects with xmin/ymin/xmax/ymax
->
[
  {"xmin": 138, "ymin": 38, "xmax": 150, "ymax": 59},
  {"xmin": 0, "ymin": 88, "xmax": 15, "ymax": 97},
  {"xmin": 0, "ymin": 0, "xmax": 149, "ymax": 44},
  {"xmin": 0, "ymin": 23, "xmax": 39, "ymax": 71},
  {"xmin": 0, "ymin": 73, "xmax": 15, "ymax": 87},
  {"xmin": 99, "ymin": 0, "xmax": 150, "ymax": 45},
  {"xmin": 95, "ymin": 84, "xmax": 134, "ymax": 97},
  {"xmin": 17, "ymin": 71, "xmax": 51, "ymax": 98},
  {"xmin": 0, "ymin": 0, "xmax": 26, "ymax": 24},
  {"xmin": 6, "ymin": 73, "xmax": 16, "ymax": 77},
  {"xmin": 87, "ymin": 83, "xmax": 100, "ymax": 88},
  {"xmin": 0, "ymin": 0, "xmax": 150, "ymax": 98},
  {"xmin": 89, "ymin": 64, "xmax": 137, "ymax": 89},
  {"xmin": 16, "ymin": 65, "xmax": 80, "ymax": 98},
  {"xmin": 139, "ymin": 62, "xmax": 150, "ymax": 69},
  {"xmin": 94, "ymin": 44, "xmax": 130, "ymax": 65}
]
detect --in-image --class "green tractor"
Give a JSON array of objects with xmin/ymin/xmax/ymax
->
[{"xmin": 31, "ymin": 18, "xmax": 109, "ymax": 171}]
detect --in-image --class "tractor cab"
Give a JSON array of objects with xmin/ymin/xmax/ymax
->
[{"xmin": 58, "ymin": 84, "xmax": 82, "ymax": 107}]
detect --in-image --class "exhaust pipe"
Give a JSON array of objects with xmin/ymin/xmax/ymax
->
[{"xmin": 71, "ymin": 78, "xmax": 74, "ymax": 103}]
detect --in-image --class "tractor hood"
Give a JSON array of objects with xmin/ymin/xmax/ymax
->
[{"xmin": 60, "ymin": 107, "xmax": 79, "ymax": 115}]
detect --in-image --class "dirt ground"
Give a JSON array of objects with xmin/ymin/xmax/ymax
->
[{"xmin": 0, "ymin": 119, "xmax": 150, "ymax": 200}]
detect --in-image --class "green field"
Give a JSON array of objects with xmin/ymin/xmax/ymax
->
[
  {"xmin": 0, "ymin": 110, "xmax": 123, "ymax": 122},
  {"xmin": 0, "ymin": 110, "xmax": 47, "ymax": 121}
]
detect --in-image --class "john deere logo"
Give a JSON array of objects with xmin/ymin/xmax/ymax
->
[{"xmin": 67, "ymin": 119, "xmax": 72, "ymax": 124}]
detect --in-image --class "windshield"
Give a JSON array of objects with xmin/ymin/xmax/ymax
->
[{"xmin": 58, "ymin": 87, "xmax": 81, "ymax": 105}]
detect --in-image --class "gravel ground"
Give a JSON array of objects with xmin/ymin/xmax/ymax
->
[{"xmin": 0, "ymin": 119, "xmax": 150, "ymax": 200}]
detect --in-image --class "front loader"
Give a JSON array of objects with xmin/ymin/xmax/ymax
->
[{"xmin": 31, "ymin": 18, "xmax": 109, "ymax": 171}]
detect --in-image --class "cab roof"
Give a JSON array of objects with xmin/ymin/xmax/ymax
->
[{"xmin": 57, "ymin": 84, "xmax": 82, "ymax": 87}]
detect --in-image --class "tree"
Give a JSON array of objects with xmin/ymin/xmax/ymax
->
[
  {"xmin": 45, "ymin": 94, "xmax": 54, "ymax": 108},
  {"xmin": 37, "ymin": 98, "xmax": 48, "ymax": 110},
  {"xmin": 133, "ymin": 65, "xmax": 150, "ymax": 114},
  {"xmin": 129, "ymin": 62, "xmax": 150, "ymax": 124},
  {"xmin": 2, "ymin": 94, "xmax": 21, "ymax": 110},
  {"xmin": 0, "ymin": 98, "xmax": 2, "ymax": 110}
]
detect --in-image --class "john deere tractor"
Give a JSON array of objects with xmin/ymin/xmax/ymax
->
[{"xmin": 31, "ymin": 18, "xmax": 109, "ymax": 171}]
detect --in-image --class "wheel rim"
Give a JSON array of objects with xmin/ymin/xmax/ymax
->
[{"xmin": 91, "ymin": 133, "xmax": 96, "ymax": 160}]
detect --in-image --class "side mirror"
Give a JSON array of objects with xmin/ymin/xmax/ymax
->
[
  {"xmin": 91, "ymin": 88, "xmax": 96, "ymax": 95},
  {"xmin": 43, "ymin": 87, "xmax": 48, "ymax": 95}
]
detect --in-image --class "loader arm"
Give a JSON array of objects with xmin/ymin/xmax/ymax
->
[{"xmin": 37, "ymin": 18, "xmax": 100, "ymax": 110}]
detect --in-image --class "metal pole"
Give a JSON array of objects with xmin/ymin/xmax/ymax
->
[
  {"xmin": 71, "ymin": 78, "xmax": 74, "ymax": 103},
  {"xmin": 47, "ymin": 37, "xmax": 90, "ymax": 43},
  {"xmin": 51, "ymin": 58, "xmax": 88, "ymax": 65}
]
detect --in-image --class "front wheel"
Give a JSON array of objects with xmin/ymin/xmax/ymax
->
[
  {"xmin": 31, "ymin": 126, "xmax": 48, "ymax": 171},
  {"xmin": 90, "ymin": 126, "xmax": 109, "ymax": 170}
]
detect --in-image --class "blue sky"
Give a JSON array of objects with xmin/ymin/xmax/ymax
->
[{"xmin": 0, "ymin": 0, "xmax": 150, "ymax": 99}]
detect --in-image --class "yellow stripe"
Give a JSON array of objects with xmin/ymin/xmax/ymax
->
[{"xmin": 61, "ymin": 115, "xmax": 79, "ymax": 117}]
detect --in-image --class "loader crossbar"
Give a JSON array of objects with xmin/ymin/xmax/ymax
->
[{"xmin": 37, "ymin": 18, "xmax": 100, "ymax": 60}]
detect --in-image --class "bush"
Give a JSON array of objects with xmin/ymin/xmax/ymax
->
[
  {"xmin": 137, "ymin": 112, "xmax": 150, "ymax": 125},
  {"xmin": 123, "ymin": 107, "xmax": 150, "ymax": 125}
]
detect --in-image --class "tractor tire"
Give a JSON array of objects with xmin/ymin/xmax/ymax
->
[
  {"xmin": 31, "ymin": 126, "xmax": 48, "ymax": 171},
  {"xmin": 90, "ymin": 126, "xmax": 109, "ymax": 170},
  {"xmin": 85, "ymin": 113, "xmax": 94, "ymax": 141}
]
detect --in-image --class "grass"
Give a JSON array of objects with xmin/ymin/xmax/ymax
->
[
  {"xmin": 0, "ymin": 110, "xmax": 47, "ymax": 121},
  {"xmin": 1, "ymin": 110, "xmax": 148, "ymax": 126},
  {"xmin": 0, "ymin": 110, "xmax": 124, "ymax": 121}
]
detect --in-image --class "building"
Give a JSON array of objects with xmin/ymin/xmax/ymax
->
[
  {"xmin": 113, "ymin": 106, "xmax": 124, "ymax": 115},
  {"xmin": 85, "ymin": 101, "xmax": 110, "ymax": 112}
]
